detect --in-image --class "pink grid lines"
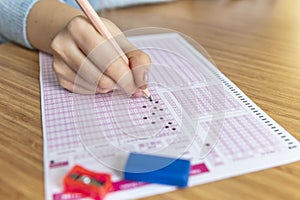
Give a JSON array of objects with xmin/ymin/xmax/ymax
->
[{"xmin": 216, "ymin": 114, "xmax": 285, "ymax": 161}]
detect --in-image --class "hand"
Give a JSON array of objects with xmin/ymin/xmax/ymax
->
[
  {"xmin": 27, "ymin": 0, "xmax": 150, "ymax": 96},
  {"xmin": 50, "ymin": 16, "xmax": 151, "ymax": 95}
]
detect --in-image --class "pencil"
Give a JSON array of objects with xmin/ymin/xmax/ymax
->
[{"xmin": 75, "ymin": 0, "xmax": 151, "ymax": 100}]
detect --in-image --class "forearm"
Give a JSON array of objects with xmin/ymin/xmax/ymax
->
[{"xmin": 27, "ymin": 0, "xmax": 84, "ymax": 53}]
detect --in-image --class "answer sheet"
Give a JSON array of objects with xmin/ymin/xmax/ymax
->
[{"xmin": 40, "ymin": 33, "xmax": 300, "ymax": 200}]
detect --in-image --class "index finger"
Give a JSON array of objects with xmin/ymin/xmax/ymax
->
[
  {"xmin": 99, "ymin": 21, "xmax": 152, "ymax": 89},
  {"xmin": 112, "ymin": 32, "xmax": 151, "ymax": 90},
  {"xmin": 68, "ymin": 17, "xmax": 140, "ymax": 95},
  {"xmin": 88, "ymin": 39, "xmax": 139, "ymax": 96}
]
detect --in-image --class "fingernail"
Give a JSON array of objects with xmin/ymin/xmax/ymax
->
[
  {"xmin": 143, "ymin": 71, "xmax": 149, "ymax": 82},
  {"xmin": 131, "ymin": 90, "xmax": 144, "ymax": 98}
]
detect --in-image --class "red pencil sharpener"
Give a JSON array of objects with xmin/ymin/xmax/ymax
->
[{"xmin": 63, "ymin": 165, "xmax": 113, "ymax": 200}]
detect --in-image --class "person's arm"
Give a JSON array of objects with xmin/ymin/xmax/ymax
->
[{"xmin": 0, "ymin": 0, "xmax": 40, "ymax": 48}]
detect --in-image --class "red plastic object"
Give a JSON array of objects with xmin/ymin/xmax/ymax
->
[{"xmin": 63, "ymin": 165, "xmax": 113, "ymax": 200}]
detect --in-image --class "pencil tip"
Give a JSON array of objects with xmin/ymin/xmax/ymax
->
[{"xmin": 142, "ymin": 88, "xmax": 152, "ymax": 100}]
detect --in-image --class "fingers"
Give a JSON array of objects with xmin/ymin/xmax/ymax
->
[
  {"xmin": 52, "ymin": 57, "xmax": 92, "ymax": 94},
  {"xmin": 51, "ymin": 20, "xmax": 117, "ymax": 94},
  {"xmin": 87, "ymin": 41, "xmax": 137, "ymax": 95},
  {"xmin": 112, "ymin": 32, "xmax": 152, "ymax": 89},
  {"xmin": 107, "ymin": 27, "xmax": 152, "ymax": 92},
  {"xmin": 51, "ymin": 15, "xmax": 151, "ymax": 96},
  {"xmin": 66, "ymin": 16, "xmax": 140, "ymax": 95},
  {"xmin": 52, "ymin": 52, "xmax": 116, "ymax": 95},
  {"xmin": 53, "ymin": 55, "xmax": 117, "ymax": 94},
  {"xmin": 127, "ymin": 50, "xmax": 151, "ymax": 89}
]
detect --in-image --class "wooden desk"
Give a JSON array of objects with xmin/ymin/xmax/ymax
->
[{"xmin": 1, "ymin": 0, "xmax": 299, "ymax": 199}]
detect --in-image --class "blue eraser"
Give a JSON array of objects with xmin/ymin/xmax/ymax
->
[{"xmin": 124, "ymin": 152, "xmax": 191, "ymax": 187}]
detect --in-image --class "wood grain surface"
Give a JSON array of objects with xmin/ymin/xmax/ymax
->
[{"xmin": 1, "ymin": 0, "xmax": 299, "ymax": 199}]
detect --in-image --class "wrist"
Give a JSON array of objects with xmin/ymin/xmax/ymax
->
[{"xmin": 27, "ymin": 0, "xmax": 84, "ymax": 53}]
